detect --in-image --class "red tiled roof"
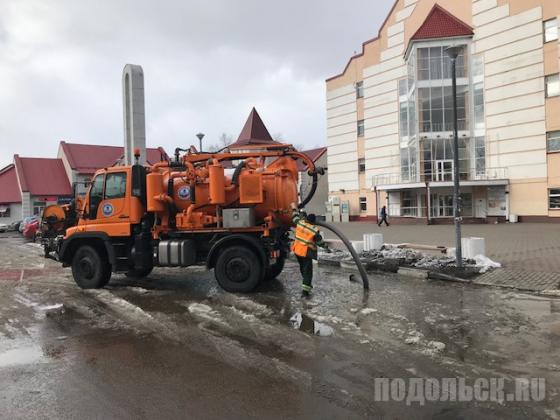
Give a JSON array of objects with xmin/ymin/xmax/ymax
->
[
  {"xmin": 60, "ymin": 141, "xmax": 168, "ymax": 174},
  {"xmin": 0, "ymin": 164, "xmax": 21, "ymax": 204},
  {"xmin": 411, "ymin": 4, "xmax": 473, "ymax": 41},
  {"xmin": 229, "ymin": 108, "xmax": 284, "ymax": 149},
  {"xmin": 297, "ymin": 147, "xmax": 327, "ymax": 172},
  {"xmin": 14, "ymin": 155, "xmax": 72, "ymax": 196}
]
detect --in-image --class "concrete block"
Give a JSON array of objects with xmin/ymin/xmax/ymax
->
[
  {"xmin": 364, "ymin": 233, "xmax": 384, "ymax": 251},
  {"xmin": 351, "ymin": 241, "xmax": 364, "ymax": 254},
  {"xmin": 461, "ymin": 237, "xmax": 486, "ymax": 259}
]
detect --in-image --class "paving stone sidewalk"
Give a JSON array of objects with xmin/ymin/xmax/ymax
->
[{"xmin": 325, "ymin": 222, "xmax": 560, "ymax": 292}]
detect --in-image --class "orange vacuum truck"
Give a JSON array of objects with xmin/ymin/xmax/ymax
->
[{"xmin": 41, "ymin": 144, "xmax": 325, "ymax": 292}]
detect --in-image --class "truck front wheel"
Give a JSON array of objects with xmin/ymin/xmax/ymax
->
[
  {"xmin": 71, "ymin": 245, "xmax": 112, "ymax": 289},
  {"xmin": 214, "ymin": 245, "xmax": 262, "ymax": 293}
]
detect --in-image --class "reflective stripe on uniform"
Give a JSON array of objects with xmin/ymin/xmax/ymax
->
[
  {"xmin": 302, "ymin": 284, "xmax": 312, "ymax": 292},
  {"xmin": 297, "ymin": 221, "xmax": 318, "ymax": 235}
]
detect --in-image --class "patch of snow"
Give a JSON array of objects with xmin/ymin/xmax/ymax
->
[
  {"xmin": 37, "ymin": 303, "xmax": 63, "ymax": 311},
  {"xmin": 540, "ymin": 290, "xmax": 560, "ymax": 297},
  {"xmin": 427, "ymin": 341, "xmax": 446, "ymax": 352},
  {"xmin": 474, "ymin": 255, "xmax": 501, "ymax": 273},
  {"xmin": 127, "ymin": 287, "xmax": 150, "ymax": 294},
  {"xmin": 360, "ymin": 308, "xmax": 378, "ymax": 316}
]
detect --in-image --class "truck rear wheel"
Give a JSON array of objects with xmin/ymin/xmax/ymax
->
[
  {"xmin": 71, "ymin": 245, "xmax": 111, "ymax": 289},
  {"xmin": 215, "ymin": 245, "xmax": 262, "ymax": 293}
]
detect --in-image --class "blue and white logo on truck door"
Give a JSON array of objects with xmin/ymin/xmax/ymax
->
[
  {"xmin": 102, "ymin": 203, "xmax": 114, "ymax": 217},
  {"xmin": 178, "ymin": 186, "xmax": 191, "ymax": 200}
]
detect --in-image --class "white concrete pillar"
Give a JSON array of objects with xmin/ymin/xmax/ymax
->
[{"xmin": 122, "ymin": 64, "xmax": 146, "ymax": 165}]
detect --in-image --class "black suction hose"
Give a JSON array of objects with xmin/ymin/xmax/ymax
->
[
  {"xmin": 315, "ymin": 220, "xmax": 369, "ymax": 290},
  {"xmin": 298, "ymin": 170, "xmax": 318, "ymax": 209}
]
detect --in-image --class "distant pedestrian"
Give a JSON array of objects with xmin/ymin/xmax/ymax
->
[{"xmin": 378, "ymin": 205, "xmax": 390, "ymax": 227}]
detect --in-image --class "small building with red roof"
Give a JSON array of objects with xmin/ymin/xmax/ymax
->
[
  {"xmin": 0, "ymin": 155, "xmax": 73, "ymax": 223},
  {"xmin": 229, "ymin": 108, "xmax": 286, "ymax": 152},
  {"xmin": 58, "ymin": 141, "xmax": 167, "ymax": 193},
  {"xmin": 0, "ymin": 164, "xmax": 23, "ymax": 223}
]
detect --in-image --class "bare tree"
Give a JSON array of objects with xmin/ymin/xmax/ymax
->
[{"xmin": 207, "ymin": 133, "xmax": 234, "ymax": 152}]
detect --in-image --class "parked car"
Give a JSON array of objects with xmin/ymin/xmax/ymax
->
[
  {"xmin": 23, "ymin": 219, "xmax": 39, "ymax": 241},
  {"xmin": 9, "ymin": 220, "xmax": 22, "ymax": 231},
  {"xmin": 0, "ymin": 223, "xmax": 8, "ymax": 233},
  {"xmin": 19, "ymin": 216, "xmax": 39, "ymax": 233}
]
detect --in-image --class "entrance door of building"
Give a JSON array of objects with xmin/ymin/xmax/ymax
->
[
  {"xmin": 430, "ymin": 193, "xmax": 454, "ymax": 218},
  {"xmin": 435, "ymin": 160, "xmax": 453, "ymax": 182}
]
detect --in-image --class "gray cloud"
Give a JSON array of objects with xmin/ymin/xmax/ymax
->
[{"xmin": 0, "ymin": 0, "xmax": 394, "ymax": 167}]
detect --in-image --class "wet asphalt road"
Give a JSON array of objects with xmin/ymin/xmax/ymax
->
[{"xmin": 1, "ymin": 235, "xmax": 560, "ymax": 419}]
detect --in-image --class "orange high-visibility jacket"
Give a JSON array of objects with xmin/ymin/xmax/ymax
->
[{"xmin": 291, "ymin": 219, "xmax": 320, "ymax": 258}]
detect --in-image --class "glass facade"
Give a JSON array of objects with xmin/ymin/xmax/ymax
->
[{"xmin": 398, "ymin": 41, "xmax": 486, "ymax": 186}]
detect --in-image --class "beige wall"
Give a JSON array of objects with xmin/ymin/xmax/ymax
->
[
  {"xmin": 509, "ymin": 180, "xmax": 549, "ymax": 215},
  {"xmin": 330, "ymin": 190, "xmax": 377, "ymax": 217},
  {"xmin": 546, "ymin": 97, "xmax": 560, "ymax": 131},
  {"xmin": 548, "ymin": 153, "xmax": 560, "ymax": 217},
  {"xmin": 497, "ymin": 0, "xmax": 559, "ymax": 19}
]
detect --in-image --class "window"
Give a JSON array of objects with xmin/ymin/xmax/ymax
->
[
  {"xmin": 401, "ymin": 191, "xmax": 418, "ymax": 217},
  {"xmin": 357, "ymin": 119, "xmax": 365, "ymax": 137},
  {"xmin": 474, "ymin": 83, "xmax": 485, "ymax": 130},
  {"xmin": 549, "ymin": 189, "xmax": 560, "ymax": 209},
  {"xmin": 355, "ymin": 81, "xmax": 364, "ymax": 99},
  {"xmin": 399, "ymin": 101, "xmax": 409, "ymax": 137},
  {"xmin": 89, "ymin": 174, "xmax": 105, "ymax": 217},
  {"xmin": 544, "ymin": 19, "xmax": 558, "ymax": 43},
  {"xmin": 104, "ymin": 172, "xmax": 127, "ymax": 199},
  {"xmin": 548, "ymin": 131, "xmax": 560, "ymax": 153},
  {"xmin": 359, "ymin": 197, "xmax": 367, "ymax": 212},
  {"xmin": 0, "ymin": 206, "xmax": 10, "ymax": 218},
  {"xmin": 33, "ymin": 202, "xmax": 45, "ymax": 216},
  {"xmin": 475, "ymin": 136, "xmax": 486, "ymax": 175},
  {"xmin": 358, "ymin": 158, "xmax": 366, "ymax": 173},
  {"xmin": 546, "ymin": 74, "xmax": 560, "ymax": 98}
]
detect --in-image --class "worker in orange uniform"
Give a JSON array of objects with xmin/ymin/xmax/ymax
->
[{"xmin": 290, "ymin": 203, "xmax": 329, "ymax": 299}]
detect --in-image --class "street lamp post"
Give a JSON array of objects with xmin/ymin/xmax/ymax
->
[
  {"xmin": 446, "ymin": 46, "xmax": 463, "ymax": 269},
  {"xmin": 196, "ymin": 132, "xmax": 205, "ymax": 152}
]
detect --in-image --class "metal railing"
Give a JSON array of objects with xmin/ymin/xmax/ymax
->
[{"xmin": 372, "ymin": 167, "xmax": 508, "ymax": 187}]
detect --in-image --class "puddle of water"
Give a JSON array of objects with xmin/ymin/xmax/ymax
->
[
  {"xmin": 290, "ymin": 313, "xmax": 334, "ymax": 337},
  {"xmin": 0, "ymin": 346, "xmax": 45, "ymax": 368}
]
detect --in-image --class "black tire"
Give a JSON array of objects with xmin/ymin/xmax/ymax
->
[
  {"xmin": 214, "ymin": 245, "xmax": 263, "ymax": 293},
  {"xmin": 126, "ymin": 266, "xmax": 154, "ymax": 278},
  {"xmin": 265, "ymin": 249, "xmax": 286, "ymax": 280},
  {"xmin": 71, "ymin": 245, "xmax": 112, "ymax": 289}
]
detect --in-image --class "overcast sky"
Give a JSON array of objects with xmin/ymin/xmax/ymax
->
[{"xmin": 0, "ymin": 0, "xmax": 394, "ymax": 168}]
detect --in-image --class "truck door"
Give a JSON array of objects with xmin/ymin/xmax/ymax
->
[
  {"xmin": 98, "ymin": 171, "xmax": 128, "ymax": 221},
  {"xmin": 84, "ymin": 171, "xmax": 131, "ymax": 236}
]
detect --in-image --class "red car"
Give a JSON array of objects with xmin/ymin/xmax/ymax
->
[{"xmin": 23, "ymin": 219, "xmax": 39, "ymax": 241}]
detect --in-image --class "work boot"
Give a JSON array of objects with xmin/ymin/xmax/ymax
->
[{"xmin": 301, "ymin": 290, "xmax": 311, "ymax": 299}]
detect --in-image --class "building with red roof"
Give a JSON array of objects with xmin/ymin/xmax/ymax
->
[
  {"xmin": 0, "ymin": 164, "xmax": 23, "ymax": 222},
  {"xmin": 58, "ymin": 141, "xmax": 167, "ymax": 193},
  {"xmin": 229, "ymin": 108, "xmax": 286, "ymax": 151},
  {"xmin": 0, "ymin": 155, "xmax": 73, "ymax": 223},
  {"xmin": 0, "ymin": 141, "xmax": 168, "ymax": 222}
]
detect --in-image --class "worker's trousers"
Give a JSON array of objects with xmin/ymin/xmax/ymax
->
[{"xmin": 296, "ymin": 256, "xmax": 313, "ymax": 292}]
